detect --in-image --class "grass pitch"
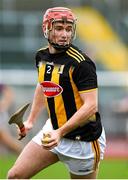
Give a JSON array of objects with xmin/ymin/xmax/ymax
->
[{"xmin": 0, "ymin": 155, "xmax": 128, "ymax": 179}]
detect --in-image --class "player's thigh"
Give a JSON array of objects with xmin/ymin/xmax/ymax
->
[{"xmin": 8, "ymin": 140, "xmax": 59, "ymax": 178}]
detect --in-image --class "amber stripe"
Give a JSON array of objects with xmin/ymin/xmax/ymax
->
[
  {"xmin": 51, "ymin": 65, "xmax": 67, "ymax": 127},
  {"xmin": 69, "ymin": 67, "xmax": 83, "ymax": 110},
  {"xmin": 93, "ymin": 140, "xmax": 100, "ymax": 170}
]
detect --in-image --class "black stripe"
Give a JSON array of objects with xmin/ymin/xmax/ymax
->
[
  {"xmin": 47, "ymin": 98, "xmax": 58, "ymax": 129},
  {"xmin": 44, "ymin": 64, "xmax": 58, "ymax": 129},
  {"xmin": 60, "ymin": 65, "xmax": 77, "ymax": 120}
]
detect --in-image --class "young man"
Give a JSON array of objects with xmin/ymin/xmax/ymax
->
[{"xmin": 7, "ymin": 7, "xmax": 106, "ymax": 179}]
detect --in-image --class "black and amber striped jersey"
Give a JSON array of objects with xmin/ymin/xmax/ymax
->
[{"xmin": 35, "ymin": 44, "xmax": 102, "ymax": 141}]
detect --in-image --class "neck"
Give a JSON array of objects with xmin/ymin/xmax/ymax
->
[
  {"xmin": 48, "ymin": 43, "xmax": 64, "ymax": 54},
  {"xmin": 48, "ymin": 42, "xmax": 68, "ymax": 54}
]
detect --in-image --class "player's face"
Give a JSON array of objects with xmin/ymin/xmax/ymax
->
[{"xmin": 49, "ymin": 21, "xmax": 73, "ymax": 46}]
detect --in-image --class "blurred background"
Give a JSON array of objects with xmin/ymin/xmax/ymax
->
[{"xmin": 0, "ymin": 0, "xmax": 128, "ymax": 178}]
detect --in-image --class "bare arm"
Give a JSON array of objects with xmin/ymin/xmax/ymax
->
[
  {"xmin": 59, "ymin": 89, "xmax": 98, "ymax": 137},
  {"xmin": 21, "ymin": 84, "xmax": 46, "ymax": 134},
  {"xmin": 27, "ymin": 83, "xmax": 46, "ymax": 125},
  {"xmin": 42, "ymin": 89, "xmax": 98, "ymax": 149}
]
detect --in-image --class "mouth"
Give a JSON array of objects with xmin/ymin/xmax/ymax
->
[{"xmin": 58, "ymin": 40, "xmax": 68, "ymax": 45}]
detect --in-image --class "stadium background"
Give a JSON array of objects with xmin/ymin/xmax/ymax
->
[{"xmin": 0, "ymin": 0, "xmax": 128, "ymax": 179}]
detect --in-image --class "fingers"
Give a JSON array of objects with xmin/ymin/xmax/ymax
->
[
  {"xmin": 41, "ymin": 133, "xmax": 58, "ymax": 150},
  {"xmin": 42, "ymin": 141, "xmax": 58, "ymax": 150},
  {"xmin": 41, "ymin": 133, "xmax": 51, "ymax": 144},
  {"xmin": 43, "ymin": 143, "xmax": 58, "ymax": 150},
  {"xmin": 16, "ymin": 125, "xmax": 26, "ymax": 140},
  {"xmin": 18, "ymin": 134, "xmax": 26, "ymax": 140}
]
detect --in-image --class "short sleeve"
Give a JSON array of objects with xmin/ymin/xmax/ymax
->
[
  {"xmin": 73, "ymin": 59, "xmax": 98, "ymax": 92},
  {"xmin": 35, "ymin": 51, "xmax": 42, "ymax": 68}
]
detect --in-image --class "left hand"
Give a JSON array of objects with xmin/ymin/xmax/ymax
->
[
  {"xmin": 41, "ymin": 129, "xmax": 62, "ymax": 150},
  {"xmin": 16, "ymin": 121, "xmax": 33, "ymax": 140}
]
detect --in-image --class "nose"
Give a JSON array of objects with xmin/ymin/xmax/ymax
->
[{"xmin": 62, "ymin": 29, "xmax": 67, "ymax": 38}]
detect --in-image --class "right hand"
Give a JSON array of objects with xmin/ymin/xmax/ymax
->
[
  {"xmin": 18, "ymin": 121, "xmax": 33, "ymax": 140},
  {"xmin": 41, "ymin": 129, "xmax": 62, "ymax": 150}
]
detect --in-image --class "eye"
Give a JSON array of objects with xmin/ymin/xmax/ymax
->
[
  {"xmin": 54, "ymin": 26, "xmax": 63, "ymax": 31},
  {"xmin": 66, "ymin": 26, "xmax": 73, "ymax": 32}
]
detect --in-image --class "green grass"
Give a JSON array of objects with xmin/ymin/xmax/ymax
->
[
  {"xmin": 98, "ymin": 158, "xmax": 128, "ymax": 179},
  {"xmin": 0, "ymin": 155, "xmax": 128, "ymax": 179}
]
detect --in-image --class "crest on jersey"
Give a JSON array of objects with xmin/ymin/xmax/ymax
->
[{"xmin": 40, "ymin": 81, "xmax": 63, "ymax": 97}]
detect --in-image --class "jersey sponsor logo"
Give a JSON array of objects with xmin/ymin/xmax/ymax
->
[
  {"xmin": 78, "ymin": 169, "xmax": 91, "ymax": 172},
  {"xmin": 40, "ymin": 81, "xmax": 63, "ymax": 97}
]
